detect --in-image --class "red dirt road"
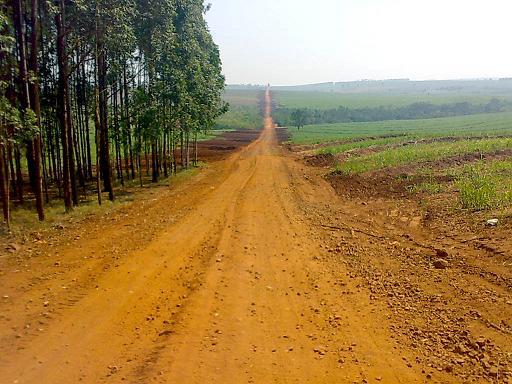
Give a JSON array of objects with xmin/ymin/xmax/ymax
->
[{"xmin": 1, "ymin": 90, "xmax": 510, "ymax": 383}]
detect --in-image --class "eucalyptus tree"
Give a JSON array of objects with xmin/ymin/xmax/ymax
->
[
  {"xmin": 0, "ymin": 0, "xmax": 227, "ymax": 225},
  {"xmin": 0, "ymin": 4, "xmax": 16, "ymax": 226}
]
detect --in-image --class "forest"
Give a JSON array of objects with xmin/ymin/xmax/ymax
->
[{"xmin": 0, "ymin": 0, "xmax": 226, "ymax": 227}]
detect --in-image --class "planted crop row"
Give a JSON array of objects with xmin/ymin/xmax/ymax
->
[
  {"xmin": 334, "ymin": 138, "xmax": 512, "ymax": 175},
  {"xmin": 289, "ymin": 112, "xmax": 512, "ymax": 145}
]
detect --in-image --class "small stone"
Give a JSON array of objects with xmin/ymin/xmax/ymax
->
[
  {"xmin": 108, "ymin": 365, "xmax": 119, "ymax": 374},
  {"xmin": 7, "ymin": 243, "xmax": 21, "ymax": 252},
  {"xmin": 476, "ymin": 336, "xmax": 487, "ymax": 348},
  {"xmin": 486, "ymin": 219, "xmax": 499, "ymax": 226},
  {"xmin": 436, "ymin": 249, "xmax": 449, "ymax": 258},
  {"xmin": 313, "ymin": 346, "xmax": 327, "ymax": 355},
  {"xmin": 433, "ymin": 259, "xmax": 449, "ymax": 269}
]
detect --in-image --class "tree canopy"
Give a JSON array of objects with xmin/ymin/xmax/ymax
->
[{"xmin": 0, "ymin": 0, "xmax": 226, "ymax": 226}]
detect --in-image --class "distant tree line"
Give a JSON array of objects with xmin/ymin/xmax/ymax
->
[
  {"xmin": 276, "ymin": 98, "xmax": 511, "ymax": 130},
  {"xmin": 0, "ymin": 0, "xmax": 227, "ymax": 227}
]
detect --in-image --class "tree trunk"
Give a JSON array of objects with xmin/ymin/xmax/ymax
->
[
  {"xmin": 55, "ymin": 0, "xmax": 72, "ymax": 211},
  {"xmin": 83, "ymin": 61, "xmax": 93, "ymax": 180},
  {"xmin": 163, "ymin": 132, "xmax": 168, "ymax": 178},
  {"xmin": 185, "ymin": 131, "xmax": 190, "ymax": 169},
  {"xmin": 123, "ymin": 63, "xmax": 135, "ymax": 180},
  {"xmin": 151, "ymin": 141, "xmax": 158, "ymax": 182},
  {"xmin": 180, "ymin": 129, "xmax": 184, "ymax": 169},
  {"xmin": 28, "ymin": 0, "xmax": 44, "ymax": 220},
  {"xmin": 97, "ymin": 34, "xmax": 114, "ymax": 201},
  {"xmin": 194, "ymin": 132, "xmax": 198, "ymax": 166},
  {"xmin": 14, "ymin": 146, "xmax": 23, "ymax": 204},
  {"xmin": 13, "ymin": 0, "xmax": 37, "ymax": 193},
  {"xmin": 0, "ymin": 143, "xmax": 9, "ymax": 228}
]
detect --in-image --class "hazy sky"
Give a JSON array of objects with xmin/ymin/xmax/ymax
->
[{"xmin": 205, "ymin": 0, "xmax": 512, "ymax": 86}]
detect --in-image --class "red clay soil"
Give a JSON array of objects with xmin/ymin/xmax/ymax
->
[
  {"xmin": 197, "ymin": 129, "xmax": 261, "ymax": 162},
  {"xmin": 0, "ymin": 91, "xmax": 511, "ymax": 384},
  {"xmin": 197, "ymin": 126, "xmax": 289, "ymax": 163}
]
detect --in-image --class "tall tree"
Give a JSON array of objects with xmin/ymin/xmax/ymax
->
[{"xmin": 1, "ymin": 0, "xmax": 227, "ymax": 223}]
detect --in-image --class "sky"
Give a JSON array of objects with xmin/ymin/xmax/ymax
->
[{"xmin": 205, "ymin": 0, "xmax": 512, "ymax": 86}]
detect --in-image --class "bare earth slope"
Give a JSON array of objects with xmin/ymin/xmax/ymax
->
[{"xmin": 1, "ymin": 90, "xmax": 508, "ymax": 383}]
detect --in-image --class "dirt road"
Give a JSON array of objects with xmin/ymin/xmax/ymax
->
[{"xmin": 1, "ymin": 90, "xmax": 507, "ymax": 383}]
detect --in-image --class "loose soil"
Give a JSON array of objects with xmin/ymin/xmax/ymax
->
[
  {"xmin": 197, "ymin": 129, "xmax": 262, "ymax": 162},
  {"xmin": 0, "ymin": 90, "xmax": 510, "ymax": 383}
]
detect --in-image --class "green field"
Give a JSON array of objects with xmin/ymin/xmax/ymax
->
[
  {"xmin": 288, "ymin": 112, "xmax": 512, "ymax": 145},
  {"xmin": 215, "ymin": 89, "xmax": 263, "ymax": 130},
  {"xmin": 279, "ymin": 86, "xmax": 512, "ymax": 212},
  {"xmin": 334, "ymin": 138, "xmax": 512, "ymax": 175},
  {"xmin": 274, "ymin": 90, "xmax": 512, "ymax": 110}
]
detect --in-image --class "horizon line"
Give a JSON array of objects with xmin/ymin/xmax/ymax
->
[{"xmin": 227, "ymin": 77, "xmax": 512, "ymax": 88}]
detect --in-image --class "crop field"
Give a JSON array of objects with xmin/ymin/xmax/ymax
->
[
  {"xmin": 334, "ymin": 138, "xmax": 512, "ymax": 175},
  {"xmin": 289, "ymin": 112, "xmax": 512, "ymax": 144},
  {"xmin": 215, "ymin": 88, "xmax": 263, "ymax": 130},
  {"xmin": 274, "ymin": 90, "xmax": 512, "ymax": 110},
  {"xmin": 286, "ymin": 92, "xmax": 512, "ymax": 214}
]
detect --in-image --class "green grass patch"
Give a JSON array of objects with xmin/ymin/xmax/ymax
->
[
  {"xmin": 289, "ymin": 112, "xmax": 512, "ymax": 145},
  {"xmin": 274, "ymin": 90, "xmax": 512, "ymax": 110},
  {"xmin": 318, "ymin": 136, "xmax": 409, "ymax": 155},
  {"xmin": 334, "ymin": 138, "xmax": 512, "ymax": 175},
  {"xmin": 408, "ymin": 180, "xmax": 444, "ymax": 194},
  {"xmin": 215, "ymin": 105, "xmax": 262, "ymax": 130},
  {"xmin": 449, "ymin": 161, "xmax": 512, "ymax": 210},
  {"xmin": 215, "ymin": 89, "xmax": 263, "ymax": 130}
]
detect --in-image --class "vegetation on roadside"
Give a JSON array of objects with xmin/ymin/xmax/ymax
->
[
  {"xmin": 455, "ymin": 161, "xmax": 512, "ymax": 210},
  {"xmin": 215, "ymin": 89, "xmax": 263, "ymax": 130},
  {"xmin": 0, "ymin": 0, "xmax": 227, "ymax": 228},
  {"xmin": 288, "ymin": 112, "xmax": 512, "ymax": 145},
  {"xmin": 334, "ymin": 138, "xmax": 512, "ymax": 175},
  {"xmin": 283, "ymin": 88, "xmax": 512, "ymax": 213}
]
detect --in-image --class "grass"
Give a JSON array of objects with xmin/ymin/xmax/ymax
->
[
  {"xmin": 288, "ymin": 112, "xmax": 512, "ymax": 145},
  {"xmin": 401, "ymin": 158, "xmax": 512, "ymax": 210},
  {"xmin": 282, "ymin": 90, "xmax": 512, "ymax": 213},
  {"xmin": 215, "ymin": 105, "xmax": 262, "ymax": 130},
  {"xmin": 223, "ymin": 89, "xmax": 262, "ymax": 106},
  {"xmin": 407, "ymin": 180, "xmax": 443, "ymax": 194},
  {"xmin": 334, "ymin": 138, "xmax": 512, "ymax": 175},
  {"xmin": 453, "ymin": 161, "xmax": 512, "ymax": 210},
  {"xmin": 318, "ymin": 136, "xmax": 409, "ymax": 154},
  {"xmin": 215, "ymin": 89, "xmax": 263, "ymax": 130},
  {"xmin": 2, "ymin": 164, "xmax": 204, "ymax": 237},
  {"xmin": 3, "ymin": 197, "xmax": 123, "ymax": 237},
  {"xmin": 274, "ymin": 90, "xmax": 512, "ymax": 110}
]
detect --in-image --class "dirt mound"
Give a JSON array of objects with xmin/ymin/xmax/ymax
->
[{"xmin": 304, "ymin": 152, "xmax": 337, "ymax": 167}]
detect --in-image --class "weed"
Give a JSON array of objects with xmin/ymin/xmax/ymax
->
[
  {"xmin": 456, "ymin": 168, "xmax": 499, "ymax": 210},
  {"xmin": 408, "ymin": 181, "xmax": 443, "ymax": 194}
]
